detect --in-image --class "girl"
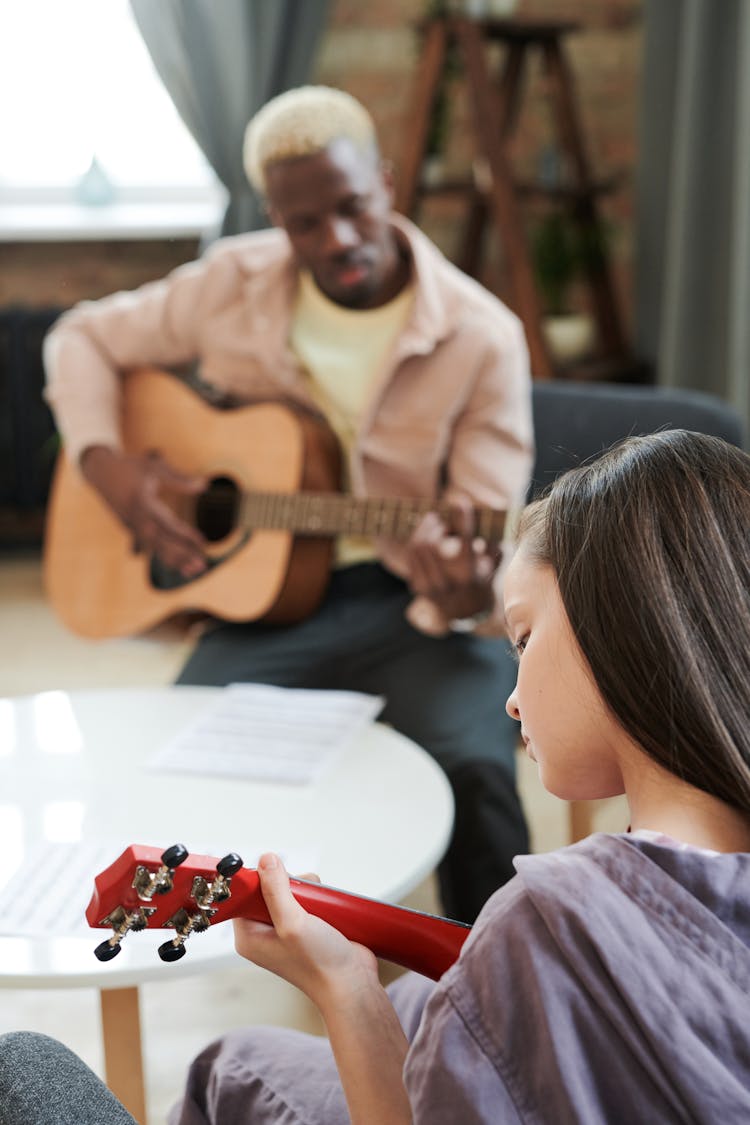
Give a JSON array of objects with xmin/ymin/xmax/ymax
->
[{"xmin": 2, "ymin": 429, "xmax": 748, "ymax": 1124}]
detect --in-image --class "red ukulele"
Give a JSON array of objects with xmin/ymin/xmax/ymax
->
[{"xmin": 87, "ymin": 844, "xmax": 471, "ymax": 981}]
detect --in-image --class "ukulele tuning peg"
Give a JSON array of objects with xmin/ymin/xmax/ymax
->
[
  {"xmin": 217, "ymin": 852, "xmax": 243, "ymax": 878},
  {"xmin": 94, "ymin": 938, "xmax": 122, "ymax": 962},
  {"xmin": 93, "ymin": 905, "xmax": 156, "ymax": 961},
  {"xmin": 158, "ymin": 904, "xmax": 216, "ymax": 961},
  {"xmin": 208, "ymin": 852, "xmax": 243, "ymax": 903},
  {"xmin": 158, "ymin": 939, "xmax": 187, "ymax": 963},
  {"xmin": 162, "ymin": 843, "xmax": 189, "ymax": 868},
  {"xmin": 191, "ymin": 852, "xmax": 244, "ymax": 909},
  {"xmin": 132, "ymin": 842, "xmax": 189, "ymax": 901}
]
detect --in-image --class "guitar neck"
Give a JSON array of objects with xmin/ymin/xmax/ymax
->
[
  {"xmin": 238, "ymin": 492, "xmax": 507, "ymax": 543},
  {"xmin": 228, "ymin": 871, "xmax": 471, "ymax": 980}
]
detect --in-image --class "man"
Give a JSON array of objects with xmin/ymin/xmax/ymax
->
[{"xmin": 44, "ymin": 86, "xmax": 533, "ymax": 923}]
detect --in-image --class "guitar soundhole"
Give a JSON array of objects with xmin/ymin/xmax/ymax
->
[
  {"xmin": 195, "ymin": 476, "xmax": 240, "ymax": 542},
  {"xmin": 149, "ymin": 476, "xmax": 243, "ymax": 592}
]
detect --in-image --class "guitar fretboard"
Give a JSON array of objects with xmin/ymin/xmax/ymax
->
[{"xmin": 237, "ymin": 492, "xmax": 507, "ymax": 542}]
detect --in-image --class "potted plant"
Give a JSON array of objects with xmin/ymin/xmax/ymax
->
[{"xmin": 530, "ymin": 210, "xmax": 599, "ymax": 364}]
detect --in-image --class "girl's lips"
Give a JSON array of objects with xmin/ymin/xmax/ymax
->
[{"xmin": 521, "ymin": 732, "xmax": 536, "ymax": 762}]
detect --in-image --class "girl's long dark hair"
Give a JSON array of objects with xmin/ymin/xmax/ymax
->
[{"xmin": 520, "ymin": 429, "xmax": 750, "ymax": 813}]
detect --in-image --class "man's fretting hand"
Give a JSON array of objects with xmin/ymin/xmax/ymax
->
[
  {"xmin": 80, "ymin": 445, "xmax": 208, "ymax": 578},
  {"xmin": 405, "ymin": 497, "xmax": 502, "ymax": 631}
]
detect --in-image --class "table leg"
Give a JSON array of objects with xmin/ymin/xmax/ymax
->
[{"xmin": 99, "ymin": 985, "xmax": 147, "ymax": 1124}]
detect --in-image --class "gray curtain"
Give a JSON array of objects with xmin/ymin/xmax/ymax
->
[
  {"xmin": 130, "ymin": 0, "xmax": 330, "ymax": 237},
  {"xmin": 635, "ymin": 0, "xmax": 750, "ymax": 429}
]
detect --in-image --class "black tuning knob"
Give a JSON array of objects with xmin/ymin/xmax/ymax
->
[
  {"xmin": 161, "ymin": 843, "xmax": 189, "ymax": 868},
  {"xmin": 94, "ymin": 940, "xmax": 121, "ymax": 962},
  {"xmin": 158, "ymin": 940, "xmax": 187, "ymax": 963},
  {"xmin": 216, "ymin": 853, "xmax": 243, "ymax": 878}
]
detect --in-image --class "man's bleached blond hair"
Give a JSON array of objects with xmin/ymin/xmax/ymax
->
[{"xmin": 243, "ymin": 85, "xmax": 377, "ymax": 195}]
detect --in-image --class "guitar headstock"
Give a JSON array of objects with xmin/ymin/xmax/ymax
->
[{"xmin": 87, "ymin": 843, "xmax": 254, "ymax": 964}]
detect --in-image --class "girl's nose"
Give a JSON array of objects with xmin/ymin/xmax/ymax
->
[{"xmin": 505, "ymin": 687, "xmax": 520, "ymax": 721}]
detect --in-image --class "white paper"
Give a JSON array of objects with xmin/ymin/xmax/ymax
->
[
  {"xmin": 0, "ymin": 841, "xmax": 121, "ymax": 937},
  {"xmin": 0, "ymin": 840, "xmax": 319, "ymax": 939},
  {"xmin": 148, "ymin": 683, "xmax": 385, "ymax": 784}
]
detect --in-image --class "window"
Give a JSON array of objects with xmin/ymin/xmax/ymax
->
[{"xmin": 0, "ymin": 0, "xmax": 225, "ymax": 221}]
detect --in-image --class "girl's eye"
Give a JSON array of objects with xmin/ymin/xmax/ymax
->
[{"xmin": 507, "ymin": 634, "xmax": 528, "ymax": 662}]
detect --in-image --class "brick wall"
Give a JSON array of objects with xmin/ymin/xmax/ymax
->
[{"xmin": 0, "ymin": 239, "xmax": 201, "ymax": 309}]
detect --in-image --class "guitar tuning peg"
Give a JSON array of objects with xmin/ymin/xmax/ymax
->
[{"xmin": 93, "ymin": 905, "xmax": 156, "ymax": 961}]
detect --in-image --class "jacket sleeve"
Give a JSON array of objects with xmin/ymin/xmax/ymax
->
[
  {"xmin": 444, "ymin": 310, "xmax": 534, "ymax": 515},
  {"xmin": 404, "ymin": 993, "xmax": 524, "ymax": 1124},
  {"xmin": 43, "ymin": 242, "xmax": 244, "ymax": 465},
  {"xmin": 445, "ymin": 308, "xmax": 534, "ymax": 636},
  {"xmin": 403, "ymin": 879, "xmax": 531, "ymax": 1123}
]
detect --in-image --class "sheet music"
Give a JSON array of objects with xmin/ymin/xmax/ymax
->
[
  {"xmin": 0, "ymin": 840, "xmax": 319, "ymax": 939},
  {"xmin": 148, "ymin": 683, "xmax": 385, "ymax": 784}
]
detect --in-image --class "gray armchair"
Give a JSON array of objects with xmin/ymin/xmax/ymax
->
[{"xmin": 530, "ymin": 380, "xmax": 745, "ymax": 500}]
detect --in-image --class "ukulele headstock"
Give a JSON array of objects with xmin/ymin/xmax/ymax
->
[{"xmin": 87, "ymin": 843, "xmax": 246, "ymax": 964}]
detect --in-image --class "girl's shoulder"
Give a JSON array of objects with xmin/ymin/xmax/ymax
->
[{"xmin": 409, "ymin": 834, "xmax": 750, "ymax": 1121}]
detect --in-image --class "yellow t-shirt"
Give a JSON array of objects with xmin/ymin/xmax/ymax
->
[{"xmin": 290, "ymin": 272, "xmax": 415, "ymax": 566}]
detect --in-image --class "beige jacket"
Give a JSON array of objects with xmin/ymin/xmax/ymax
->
[{"xmin": 44, "ymin": 215, "xmax": 533, "ymax": 632}]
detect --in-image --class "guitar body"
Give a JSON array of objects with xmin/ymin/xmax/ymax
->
[{"xmin": 44, "ymin": 369, "xmax": 341, "ymax": 639}]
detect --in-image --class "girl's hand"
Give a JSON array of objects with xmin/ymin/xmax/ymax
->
[
  {"xmin": 233, "ymin": 853, "xmax": 380, "ymax": 1012},
  {"xmin": 236, "ymin": 855, "xmax": 412, "ymax": 1125}
]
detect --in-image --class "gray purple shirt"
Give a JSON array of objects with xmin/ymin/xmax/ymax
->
[
  {"xmin": 406, "ymin": 832, "xmax": 750, "ymax": 1122},
  {"xmin": 171, "ymin": 833, "xmax": 750, "ymax": 1124}
]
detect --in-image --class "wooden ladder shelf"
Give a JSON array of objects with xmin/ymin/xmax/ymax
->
[{"xmin": 397, "ymin": 15, "xmax": 630, "ymax": 379}]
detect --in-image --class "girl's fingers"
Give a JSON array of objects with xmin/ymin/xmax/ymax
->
[{"xmin": 256, "ymin": 853, "xmax": 307, "ymax": 935}]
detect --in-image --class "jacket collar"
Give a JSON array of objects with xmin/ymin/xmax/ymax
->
[
  {"xmin": 388, "ymin": 212, "xmax": 455, "ymax": 358},
  {"xmin": 235, "ymin": 216, "xmax": 456, "ymax": 390}
]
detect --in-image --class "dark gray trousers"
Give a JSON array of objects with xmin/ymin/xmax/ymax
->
[
  {"xmin": 178, "ymin": 563, "xmax": 528, "ymax": 922},
  {"xmin": 0, "ymin": 1032, "xmax": 136, "ymax": 1125}
]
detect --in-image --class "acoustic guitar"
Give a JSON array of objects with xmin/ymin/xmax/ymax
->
[
  {"xmin": 88, "ymin": 843, "xmax": 471, "ymax": 981},
  {"xmin": 44, "ymin": 367, "xmax": 508, "ymax": 639}
]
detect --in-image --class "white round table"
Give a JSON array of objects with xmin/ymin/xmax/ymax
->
[{"xmin": 0, "ymin": 686, "xmax": 454, "ymax": 1121}]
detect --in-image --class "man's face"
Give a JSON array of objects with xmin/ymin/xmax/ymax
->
[{"xmin": 264, "ymin": 137, "xmax": 406, "ymax": 309}]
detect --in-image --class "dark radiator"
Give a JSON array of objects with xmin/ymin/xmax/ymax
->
[{"xmin": 0, "ymin": 307, "xmax": 63, "ymax": 539}]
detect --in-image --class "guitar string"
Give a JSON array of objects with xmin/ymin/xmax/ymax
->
[{"xmin": 235, "ymin": 492, "xmax": 507, "ymax": 541}]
